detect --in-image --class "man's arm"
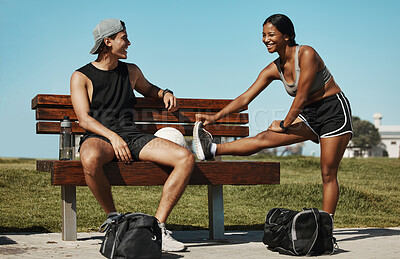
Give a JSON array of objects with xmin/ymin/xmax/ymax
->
[
  {"xmin": 70, "ymin": 71, "xmax": 132, "ymax": 162},
  {"xmin": 127, "ymin": 64, "xmax": 178, "ymax": 112}
]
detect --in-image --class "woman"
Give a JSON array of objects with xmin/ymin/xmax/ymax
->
[{"xmin": 194, "ymin": 14, "xmax": 353, "ymax": 216}]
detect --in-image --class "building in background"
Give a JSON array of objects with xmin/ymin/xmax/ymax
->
[
  {"xmin": 373, "ymin": 113, "xmax": 400, "ymax": 158},
  {"xmin": 344, "ymin": 113, "xmax": 400, "ymax": 158}
]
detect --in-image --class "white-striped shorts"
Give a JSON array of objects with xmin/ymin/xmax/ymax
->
[{"xmin": 298, "ymin": 92, "xmax": 353, "ymax": 144}]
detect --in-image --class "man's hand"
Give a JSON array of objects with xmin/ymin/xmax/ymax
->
[
  {"xmin": 109, "ymin": 134, "xmax": 132, "ymax": 163},
  {"xmin": 195, "ymin": 114, "xmax": 217, "ymax": 126},
  {"xmin": 163, "ymin": 92, "xmax": 178, "ymax": 112}
]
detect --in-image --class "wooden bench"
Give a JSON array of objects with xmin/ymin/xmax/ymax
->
[{"xmin": 32, "ymin": 94, "xmax": 280, "ymax": 241}]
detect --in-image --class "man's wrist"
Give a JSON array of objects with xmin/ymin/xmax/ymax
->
[
  {"xmin": 162, "ymin": 89, "xmax": 173, "ymax": 98},
  {"xmin": 280, "ymin": 120, "xmax": 290, "ymax": 132},
  {"xmin": 107, "ymin": 132, "xmax": 118, "ymax": 141}
]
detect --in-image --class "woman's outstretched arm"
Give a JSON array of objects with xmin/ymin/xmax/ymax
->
[{"xmin": 196, "ymin": 62, "xmax": 280, "ymax": 125}]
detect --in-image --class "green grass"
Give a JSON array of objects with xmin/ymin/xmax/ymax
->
[{"xmin": 0, "ymin": 156, "xmax": 399, "ymax": 233}]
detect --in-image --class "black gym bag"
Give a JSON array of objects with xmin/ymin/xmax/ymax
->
[
  {"xmin": 99, "ymin": 213, "xmax": 162, "ymax": 259},
  {"xmin": 262, "ymin": 208, "xmax": 337, "ymax": 256}
]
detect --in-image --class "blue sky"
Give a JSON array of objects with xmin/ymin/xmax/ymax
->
[{"xmin": 0, "ymin": 0, "xmax": 399, "ymax": 158}]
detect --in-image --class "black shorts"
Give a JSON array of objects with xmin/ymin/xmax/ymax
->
[
  {"xmin": 298, "ymin": 92, "xmax": 353, "ymax": 144},
  {"xmin": 79, "ymin": 130, "xmax": 157, "ymax": 161}
]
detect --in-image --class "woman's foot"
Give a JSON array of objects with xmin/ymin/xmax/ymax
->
[{"xmin": 193, "ymin": 121, "xmax": 214, "ymax": 161}]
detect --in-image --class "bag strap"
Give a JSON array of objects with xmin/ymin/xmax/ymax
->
[
  {"xmin": 269, "ymin": 209, "xmax": 283, "ymax": 223},
  {"xmin": 269, "ymin": 208, "xmax": 296, "ymax": 225},
  {"xmin": 299, "ymin": 208, "xmax": 320, "ymax": 255},
  {"xmin": 122, "ymin": 213, "xmax": 158, "ymax": 228},
  {"xmin": 99, "ymin": 213, "xmax": 124, "ymax": 233}
]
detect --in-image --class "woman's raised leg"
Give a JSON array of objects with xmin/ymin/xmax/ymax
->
[{"xmin": 216, "ymin": 119, "xmax": 318, "ymax": 156}]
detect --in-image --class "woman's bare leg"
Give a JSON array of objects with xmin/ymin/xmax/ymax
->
[
  {"xmin": 319, "ymin": 133, "xmax": 351, "ymax": 216},
  {"xmin": 216, "ymin": 118, "xmax": 318, "ymax": 156}
]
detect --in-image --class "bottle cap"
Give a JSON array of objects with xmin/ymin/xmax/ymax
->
[{"xmin": 61, "ymin": 116, "xmax": 71, "ymax": 128}]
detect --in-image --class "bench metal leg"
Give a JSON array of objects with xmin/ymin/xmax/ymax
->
[
  {"xmin": 61, "ymin": 186, "xmax": 77, "ymax": 241},
  {"xmin": 208, "ymin": 185, "xmax": 224, "ymax": 239},
  {"xmin": 207, "ymin": 136, "xmax": 225, "ymax": 239}
]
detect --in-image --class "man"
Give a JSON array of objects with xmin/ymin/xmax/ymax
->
[{"xmin": 70, "ymin": 19, "xmax": 194, "ymax": 252}]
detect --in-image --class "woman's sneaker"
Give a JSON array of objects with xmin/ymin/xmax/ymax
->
[
  {"xmin": 159, "ymin": 223, "xmax": 187, "ymax": 252},
  {"xmin": 193, "ymin": 121, "xmax": 214, "ymax": 161}
]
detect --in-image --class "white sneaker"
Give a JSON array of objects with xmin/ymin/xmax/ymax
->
[
  {"xmin": 193, "ymin": 121, "xmax": 214, "ymax": 161},
  {"xmin": 159, "ymin": 223, "xmax": 187, "ymax": 252}
]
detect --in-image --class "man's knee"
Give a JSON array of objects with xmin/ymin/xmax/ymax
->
[
  {"xmin": 80, "ymin": 151, "xmax": 109, "ymax": 177},
  {"xmin": 175, "ymin": 148, "xmax": 195, "ymax": 167}
]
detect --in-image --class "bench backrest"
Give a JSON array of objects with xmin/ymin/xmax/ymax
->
[{"xmin": 31, "ymin": 94, "xmax": 249, "ymax": 137}]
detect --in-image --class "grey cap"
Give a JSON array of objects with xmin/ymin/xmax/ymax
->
[
  {"xmin": 61, "ymin": 116, "xmax": 71, "ymax": 128},
  {"xmin": 90, "ymin": 19, "xmax": 125, "ymax": 54}
]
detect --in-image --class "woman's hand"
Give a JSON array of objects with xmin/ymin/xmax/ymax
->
[
  {"xmin": 109, "ymin": 134, "xmax": 132, "ymax": 163},
  {"xmin": 268, "ymin": 120, "xmax": 286, "ymax": 133},
  {"xmin": 163, "ymin": 93, "xmax": 178, "ymax": 112},
  {"xmin": 195, "ymin": 113, "xmax": 217, "ymax": 126}
]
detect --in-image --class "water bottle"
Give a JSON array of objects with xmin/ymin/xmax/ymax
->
[{"xmin": 59, "ymin": 116, "xmax": 73, "ymax": 161}]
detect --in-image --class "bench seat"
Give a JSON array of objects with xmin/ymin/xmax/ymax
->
[{"xmin": 37, "ymin": 160, "xmax": 280, "ymax": 186}]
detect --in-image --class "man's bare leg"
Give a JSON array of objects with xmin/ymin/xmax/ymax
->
[
  {"xmin": 138, "ymin": 137, "xmax": 194, "ymax": 252},
  {"xmin": 79, "ymin": 137, "xmax": 116, "ymax": 214},
  {"xmin": 138, "ymin": 138, "xmax": 195, "ymax": 223}
]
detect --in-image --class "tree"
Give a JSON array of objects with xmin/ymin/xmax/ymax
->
[{"xmin": 351, "ymin": 116, "xmax": 381, "ymax": 157}]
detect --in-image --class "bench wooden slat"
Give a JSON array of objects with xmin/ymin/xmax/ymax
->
[
  {"xmin": 35, "ymin": 108, "xmax": 249, "ymax": 124},
  {"xmin": 32, "ymin": 94, "xmax": 248, "ymax": 111},
  {"xmin": 36, "ymin": 121, "xmax": 249, "ymax": 137},
  {"xmin": 37, "ymin": 160, "xmax": 280, "ymax": 186},
  {"xmin": 32, "ymin": 94, "xmax": 72, "ymax": 109}
]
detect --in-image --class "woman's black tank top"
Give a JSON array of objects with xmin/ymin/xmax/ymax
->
[{"xmin": 76, "ymin": 61, "xmax": 139, "ymax": 136}]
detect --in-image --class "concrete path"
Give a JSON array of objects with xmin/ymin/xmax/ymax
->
[{"xmin": 1, "ymin": 228, "xmax": 399, "ymax": 258}]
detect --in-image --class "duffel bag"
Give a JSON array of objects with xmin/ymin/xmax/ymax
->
[
  {"xmin": 99, "ymin": 212, "xmax": 162, "ymax": 259},
  {"xmin": 262, "ymin": 208, "xmax": 337, "ymax": 256}
]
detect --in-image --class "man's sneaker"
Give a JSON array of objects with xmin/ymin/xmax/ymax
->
[
  {"xmin": 159, "ymin": 223, "xmax": 187, "ymax": 252},
  {"xmin": 193, "ymin": 121, "xmax": 214, "ymax": 161}
]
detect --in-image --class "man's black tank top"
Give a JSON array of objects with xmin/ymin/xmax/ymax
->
[{"xmin": 76, "ymin": 61, "xmax": 140, "ymax": 137}]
